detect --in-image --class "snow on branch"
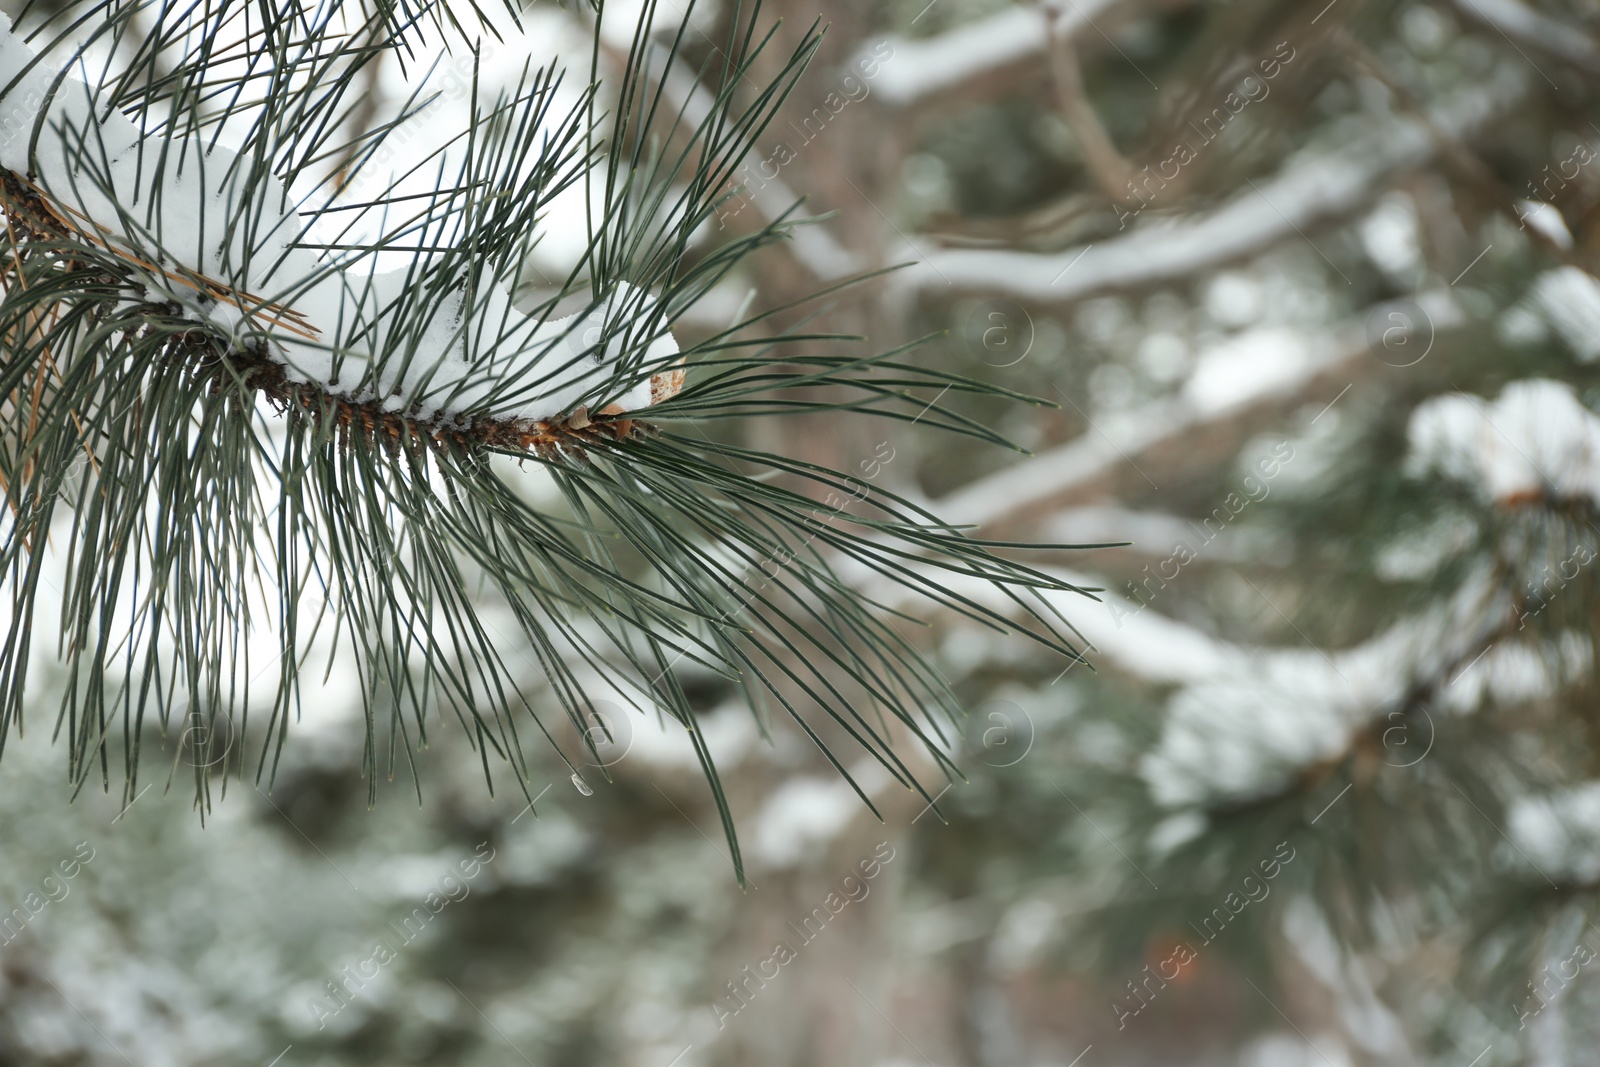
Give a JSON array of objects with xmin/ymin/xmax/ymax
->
[
  {"xmin": 932, "ymin": 314, "xmax": 1413, "ymax": 531},
  {"xmin": 1134, "ymin": 572, "xmax": 1512, "ymax": 808},
  {"xmin": 0, "ymin": 16, "xmax": 680, "ymax": 438},
  {"xmin": 1044, "ymin": 505, "xmax": 1282, "ymax": 563},
  {"xmin": 884, "ymin": 559, "xmax": 1525, "ymax": 809},
  {"xmin": 1408, "ymin": 378, "xmax": 1600, "ymax": 508},
  {"xmin": 858, "ymin": 0, "xmax": 1120, "ymax": 108},
  {"xmin": 896, "ymin": 70, "xmax": 1525, "ymax": 302}
]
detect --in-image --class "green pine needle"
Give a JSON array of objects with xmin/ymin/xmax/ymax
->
[{"xmin": 0, "ymin": 0, "xmax": 1096, "ymax": 878}]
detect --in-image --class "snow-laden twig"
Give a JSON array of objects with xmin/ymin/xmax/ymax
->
[
  {"xmin": 856, "ymin": 0, "xmax": 1120, "ymax": 108},
  {"xmin": 896, "ymin": 70, "xmax": 1526, "ymax": 301},
  {"xmin": 0, "ymin": 16, "xmax": 679, "ymax": 431},
  {"xmin": 872, "ymin": 557, "xmax": 1524, "ymax": 807},
  {"xmin": 932, "ymin": 317, "xmax": 1397, "ymax": 530},
  {"xmin": 1137, "ymin": 572, "xmax": 1514, "ymax": 808},
  {"xmin": 1408, "ymin": 378, "xmax": 1600, "ymax": 508}
]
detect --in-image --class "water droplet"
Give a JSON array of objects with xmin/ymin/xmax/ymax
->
[{"xmin": 570, "ymin": 772, "xmax": 593, "ymax": 796}]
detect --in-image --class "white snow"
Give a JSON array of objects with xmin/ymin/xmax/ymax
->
[
  {"xmin": 1183, "ymin": 327, "xmax": 1315, "ymax": 416},
  {"xmin": 1406, "ymin": 379, "xmax": 1600, "ymax": 506},
  {"xmin": 597, "ymin": 0, "xmax": 721, "ymax": 50},
  {"xmin": 1146, "ymin": 810, "xmax": 1206, "ymax": 856},
  {"xmin": 1358, "ymin": 192, "xmax": 1422, "ymax": 280},
  {"xmin": 865, "ymin": 7, "xmax": 1044, "ymax": 106},
  {"xmin": 1203, "ymin": 271, "xmax": 1266, "ymax": 328},
  {"xmin": 937, "ymin": 318, "xmax": 1373, "ymax": 529},
  {"xmin": 1510, "ymin": 781, "xmax": 1600, "ymax": 883},
  {"xmin": 618, "ymin": 702, "xmax": 760, "ymax": 772},
  {"xmin": 1534, "ymin": 266, "xmax": 1600, "ymax": 362},
  {"xmin": 1044, "ymin": 505, "xmax": 1280, "ymax": 563},
  {"xmin": 862, "ymin": 560, "xmax": 1511, "ymax": 808},
  {"xmin": 0, "ymin": 16, "xmax": 678, "ymax": 426},
  {"xmin": 988, "ymin": 897, "xmax": 1059, "ymax": 973},
  {"xmin": 1136, "ymin": 330, "xmax": 1191, "ymax": 382},
  {"xmin": 750, "ymin": 761, "xmax": 891, "ymax": 868},
  {"xmin": 896, "ymin": 69, "xmax": 1525, "ymax": 301},
  {"xmin": 1133, "ymin": 573, "xmax": 1497, "ymax": 808},
  {"xmin": 1437, "ymin": 633, "xmax": 1592, "ymax": 713},
  {"xmin": 1142, "ymin": 577, "xmax": 1494, "ymax": 804},
  {"xmin": 1281, "ymin": 898, "xmax": 1414, "ymax": 1060},
  {"xmin": 860, "ymin": 0, "xmax": 1119, "ymax": 107},
  {"xmin": 1518, "ymin": 200, "xmax": 1575, "ymax": 249},
  {"xmin": 1241, "ymin": 1033, "xmax": 1353, "ymax": 1067}
]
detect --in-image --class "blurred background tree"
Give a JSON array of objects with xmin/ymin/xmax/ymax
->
[{"xmin": 6, "ymin": 0, "xmax": 1600, "ymax": 1065}]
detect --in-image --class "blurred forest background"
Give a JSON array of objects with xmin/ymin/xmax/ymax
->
[{"xmin": 7, "ymin": 0, "xmax": 1600, "ymax": 1064}]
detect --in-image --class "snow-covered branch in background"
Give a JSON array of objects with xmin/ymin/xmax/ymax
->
[
  {"xmin": 883, "ymin": 556, "xmax": 1551, "ymax": 810},
  {"xmin": 897, "ymin": 69, "xmax": 1526, "ymax": 301},
  {"xmin": 934, "ymin": 307, "xmax": 1443, "ymax": 530},
  {"xmin": 915, "ymin": 373, "xmax": 1600, "ymax": 810},
  {"xmin": 1136, "ymin": 571, "xmax": 1515, "ymax": 808},
  {"xmin": 1044, "ymin": 505, "xmax": 1284, "ymax": 563},
  {"xmin": 1043, "ymin": 386, "xmax": 1600, "ymax": 812},
  {"xmin": 857, "ymin": 0, "xmax": 1120, "ymax": 107},
  {"xmin": 0, "ymin": 17, "xmax": 681, "ymax": 432},
  {"xmin": 1080, "ymin": 566, "xmax": 1558, "ymax": 811},
  {"xmin": 862, "ymin": 362, "xmax": 1600, "ymax": 810}
]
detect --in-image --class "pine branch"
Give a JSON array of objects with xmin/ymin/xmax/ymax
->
[{"xmin": 0, "ymin": 0, "xmax": 1094, "ymax": 876}]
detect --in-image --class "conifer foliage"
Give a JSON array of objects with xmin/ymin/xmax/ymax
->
[{"xmin": 0, "ymin": 0, "xmax": 1091, "ymax": 861}]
